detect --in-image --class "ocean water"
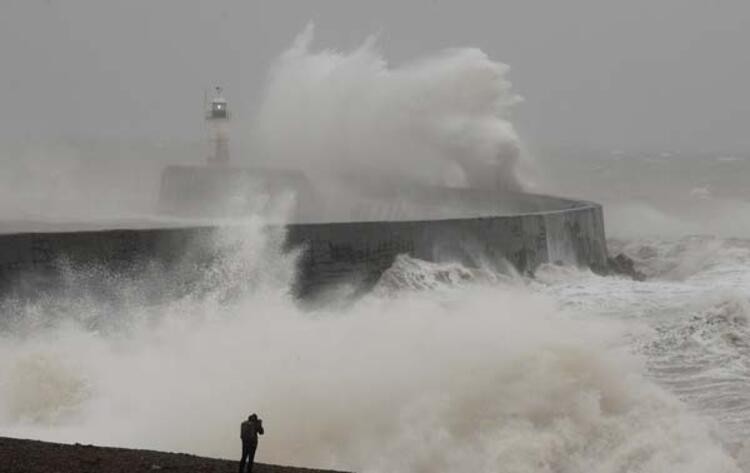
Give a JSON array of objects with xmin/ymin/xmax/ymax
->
[
  {"xmin": 1, "ymin": 206, "xmax": 750, "ymax": 472},
  {"xmin": 1, "ymin": 29, "xmax": 750, "ymax": 472}
]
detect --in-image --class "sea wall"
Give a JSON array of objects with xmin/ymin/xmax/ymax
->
[
  {"xmin": 0, "ymin": 196, "xmax": 607, "ymax": 300},
  {"xmin": 286, "ymin": 199, "xmax": 606, "ymax": 296},
  {"xmin": 0, "ymin": 227, "xmax": 216, "ymax": 300}
]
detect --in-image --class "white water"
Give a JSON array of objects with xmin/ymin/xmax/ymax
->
[
  {"xmin": 1, "ymin": 224, "xmax": 748, "ymax": 472},
  {"xmin": 2, "ymin": 31, "xmax": 750, "ymax": 473},
  {"xmin": 248, "ymin": 25, "xmax": 526, "ymax": 192}
]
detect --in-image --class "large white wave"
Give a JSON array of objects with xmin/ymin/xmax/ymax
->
[
  {"xmin": 0, "ymin": 224, "xmax": 740, "ymax": 473},
  {"xmin": 247, "ymin": 24, "xmax": 526, "ymax": 193}
]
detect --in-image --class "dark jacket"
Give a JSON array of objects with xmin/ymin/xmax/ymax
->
[{"xmin": 241, "ymin": 418, "xmax": 264, "ymax": 444}]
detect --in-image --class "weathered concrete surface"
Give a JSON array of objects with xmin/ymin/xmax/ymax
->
[
  {"xmin": 286, "ymin": 197, "xmax": 607, "ymax": 296},
  {"xmin": 0, "ymin": 192, "xmax": 606, "ymax": 300},
  {"xmin": 0, "ymin": 226, "xmax": 214, "ymax": 300}
]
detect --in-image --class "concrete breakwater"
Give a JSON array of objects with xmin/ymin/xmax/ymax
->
[
  {"xmin": 287, "ymin": 196, "xmax": 607, "ymax": 296},
  {"xmin": 0, "ymin": 193, "xmax": 607, "ymax": 300}
]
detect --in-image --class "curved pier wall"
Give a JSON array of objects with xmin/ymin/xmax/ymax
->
[
  {"xmin": 0, "ymin": 227, "xmax": 215, "ymax": 300},
  {"xmin": 286, "ymin": 201, "xmax": 606, "ymax": 296},
  {"xmin": 0, "ymin": 199, "xmax": 607, "ymax": 300}
]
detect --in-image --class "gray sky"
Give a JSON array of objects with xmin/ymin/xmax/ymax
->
[{"xmin": 1, "ymin": 0, "xmax": 748, "ymax": 153}]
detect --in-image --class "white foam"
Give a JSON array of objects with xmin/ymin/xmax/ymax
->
[
  {"xmin": 246, "ymin": 24, "xmax": 526, "ymax": 193},
  {"xmin": 0, "ymin": 225, "xmax": 741, "ymax": 473}
]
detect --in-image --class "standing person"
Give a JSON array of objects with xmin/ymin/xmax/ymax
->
[{"xmin": 239, "ymin": 413, "xmax": 264, "ymax": 473}]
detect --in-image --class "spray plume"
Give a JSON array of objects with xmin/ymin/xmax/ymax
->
[
  {"xmin": 249, "ymin": 24, "xmax": 525, "ymax": 192},
  {"xmin": 0, "ymin": 223, "xmax": 741, "ymax": 473}
]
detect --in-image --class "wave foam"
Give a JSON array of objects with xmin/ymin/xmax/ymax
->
[
  {"xmin": 0, "ymin": 225, "xmax": 741, "ymax": 473},
  {"xmin": 248, "ymin": 24, "xmax": 526, "ymax": 193}
]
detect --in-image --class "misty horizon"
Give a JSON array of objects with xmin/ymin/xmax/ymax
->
[{"xmin": 2, "ymin": 0, "xmax": 749, "ymax": 154}]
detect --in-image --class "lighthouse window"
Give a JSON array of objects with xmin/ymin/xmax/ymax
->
[{"xmin": 211, "ymin": 103, "xmax": 228, "ymax": 118}]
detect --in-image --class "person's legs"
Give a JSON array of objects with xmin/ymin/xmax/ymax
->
[
  {"xmin": 239, "ymin": 443, "xmax": 249, "ymax": 473},
  {"xmin": 247, "ymin": 443, "xmax": 258, "ymax": 473}
]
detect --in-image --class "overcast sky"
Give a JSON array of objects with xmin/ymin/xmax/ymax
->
[{"xmin": 1, "ymin": 0, "xmax": 748, "ymax": 153}]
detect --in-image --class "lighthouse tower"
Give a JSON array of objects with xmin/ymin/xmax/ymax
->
[{"xmin": 206, "ymin": 86, "xmax": 230, "ymax": 165}]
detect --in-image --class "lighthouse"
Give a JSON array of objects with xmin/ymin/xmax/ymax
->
[{"xmin": 206, "ymin": 86, "xmax": 230, "ymax": 165}]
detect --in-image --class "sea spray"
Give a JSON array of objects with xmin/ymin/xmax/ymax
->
[
  {"xmin": 248, "ymin": 24, "xmax": 526, "ymax": 194},
  {"xmin": 0, "ymin": 224, "xmax": 741, "ymax": 473}
]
